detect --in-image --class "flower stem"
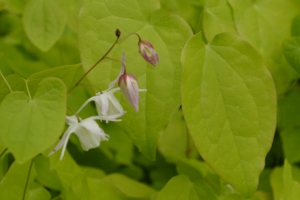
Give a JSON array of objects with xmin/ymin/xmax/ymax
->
[
  {"xmin": 118, "ymin": 32, "xmax": 141, "ymax": 43},
  {"xmin": 0, "ymin": 148, "xmax": 8, "ymax": 159},
  {"xmin": 104, "ymin": 56, "xmax": 124, "ymax": 65},
  {"xmin": 68, "ymin": 35, "xmax": 120, "ymax": 94},
  {"xmin": 0, "ymin": 70, "xmax": 12, "ymax": 92},
  {"xmin": 22, "ymin": 159, "xmax": 34, "ymax": 200}
]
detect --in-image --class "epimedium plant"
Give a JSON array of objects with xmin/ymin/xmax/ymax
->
[{"xmin": 0, "ymin": 0, "xmax": 300, "ymax": 200}]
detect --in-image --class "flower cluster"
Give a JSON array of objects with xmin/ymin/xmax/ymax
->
[{"xmin": 49, "ymin": 31, "xmax": 158, "ymax": 160}]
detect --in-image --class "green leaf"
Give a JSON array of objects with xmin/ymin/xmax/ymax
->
[
  {"xmin": 34, "ymin": 155, "xmax": 62, "ymax": 190},
  {"xmin": 282, "ymin": 160, "xmax": 300, "ymax": 200},
  {"xmin": 176, "ymin": 159, "xmax": 221, "ymax": 195},
  {"xmin": 160, "ymin": 0, "xmax": 203, "ymax": 33},
  {"xmin": 228, "ymin": 0, "xmax": 300, "ymax": 94},
  {"xmin": 56, "ymin": 0, "xmax": 83, "ymax": 32},
  {"xmin": 66, "ymin": 172, "xmax": 90, "ymax": 200},
  {"xmin": 156, "ymin": 175, "xmax": 217, "ymax": 200},
  {"xmin": 0, "ymin": 12, "xmax": 25, "ymax": 45},
  {"xmin": 0, "ymin": 78, "xmax": 67, "ymax": 163},
  {"xmin": 28, "ymin": 187, "xmax": 51, "ymax": 200},
  {"xmin": 1, "ymin": 0, "xmax": 26, "ymax": 14},
  {"xmin": 88, "ymin": 173, "xmax": 156, "ymax": 200},
  {"xmin": 158, "ymin": 109, "xmax": 195, "ymax": 160},
  {"xmin": 270, "ymin": 167, "xmax": 283, "ymax": 200},
  {"xmin": 23, "ymin": 0, "xmax": 66, "ymax": 51},
  {"xmin": 0, "ymin": 41, "xmax": 49, "ymax": 77},
  {"xmin": 202, "ymin": 0, "xmax": 236, "ymax": 42},
  {"xmin": 78, "ymin": 0, "xmax": 193, "ymax": 160},
  {"xmin": 28, "ymin": 63, "xmax": 81, "ymax": 93},
  {"xmin": 101, "ymin": 123, "xmax": 134, "ymax": 165},
  {"xmin": 181, "ymin": 32, "xmax": 276, "ymax": 197},
  {"xmin": 281, "ymin": 128, "xmax": 300, "ymax": 164},
  {"xmin": 277, "ymin": 87, "xmax": 300, "ymax": 131},
  {"xmin": 283, "ymin": 38, "xmax": 300, "ymax": 73},
  {"xmin": 291, "ymin": 15, "xmax": 300, "ymax": 37},
  {"xmin": 0, "ymin": 161, "xmax": 36, "ymax": 200},
  {"xmin": 49, "ymin": 151, "xmax": 82, "ymax": 190},
  {"xmin": 0, "ymin": 74, "xmax": 25, "ymax": 103}
]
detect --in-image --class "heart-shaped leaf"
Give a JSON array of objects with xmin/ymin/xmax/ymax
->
[
  {"xmin": 78, "ymin": 0, "xmax": 193, "ymax": 160},
  {"xmin": 0, "ymin": 77, "xmax": 66, "ymax": 163},
  {"xmin": 181, "ymin": 32, "xmax": 276, "ymax": 197},
  {"xmin": 23, "ymin": 0, "xmax": 65, "ymax": 51}
]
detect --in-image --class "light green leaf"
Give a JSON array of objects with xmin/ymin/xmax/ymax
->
[
  {"xmin": 101, "ymin": 123, "xmax": 134, "ymax": 165},
  {"xmin": 282, "ymin": 160, "xmax": 300, "ymax": 200},
  {"xmin": 34, "ymin": 155, "xmax": 62, "ymax": 190},
  {"xmin": 28, "ymin": 63, "xmax": 81, "ymax": 93},
  {"xmin": 176, "ymin": 159, "xmax": 221, "ymax": 195},
  {"xmin": 0, "ymin": 161, "xmax": 36, "ymax": 200},
  {"xmin": 78, "ymin": 0, "xmax": 193, "ymax": 160},
  {"xmin": 88, "ymin": 173, "xmax": 156, "ymax": 200},
  {"xmin": 202, "ymin": 0, "xmax": 237, "ymax": 42},
  {"xmin": 181, "ymin": 32, "xmax": 276, "ymax": 197},
  {"xmin": 23, "ymin": 0, "xmax": 65, "ymax": 51},
  {"xmin": 158, "ymin": 109, "xmax": 196, "ymax": 160},
  {"xmin": 0, "ymin": 74, "xmax": 25, "ymax": 103},
  {"xmin": 49, "ymin": 151, "xmax": 82, "ymax": 190},
  {"xmin": 159, "ymin": 0, "xmax": 203, "ymax": 32},
  {"xmin": 228, "ymin": 0, "xmax": 300, "ymax": 94},
  {"xmin": 28, "ymin": 187, "xmax": 51, "ymax": 200},
  {"xmin": 277, "ymin": 87, "xmax": 300, "ymax": 131},
  {"xmin": 156, "ymin": 175, "xmax": 217, "ymax": 200},
  {"xmin": 228, "ymin": 0, "xmax": 299, "ymax": 59},
  {"xmin": 281, "ymin": 128, "xmax": 300, "ymax": 164},
  {"xmin": 270, "ymin": 167, "xmax": 283, "ymax": 200},
  {"xmin": 283, "ymin": 38, "xmax": 300, "ymax": 73},
  {"xmin": 0, "ymin": 78, "xmax": 67, "ymax": 163},
  {"xmin": 56, "ymin": 0, "xmax": 83, "ymax": 32},
  {"xmin": 66, "ymin": 172, "xmax": 90, "ymax": 200}
]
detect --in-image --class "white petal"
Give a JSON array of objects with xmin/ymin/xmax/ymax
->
[
  {"xmin": 95, "ymin": 92, "xmax": 109, "ymax": 116},
  {"xmin": 108, "ymin": 90, "xmax": 125, "ymax": 115},
  {"xmin": 48, "ymin": 125, "xmax": 77, "ymax": 160},
  {"xmin": 76, "ymin": 96, "xmax": 98, "ymax": 115},
  {"xmin": 66, "ymin": 115, "xmax": 78, "ymax": 126},
  {"xmin": 75, "ymin": 118, "xmax": 109, "ymax": 150}
]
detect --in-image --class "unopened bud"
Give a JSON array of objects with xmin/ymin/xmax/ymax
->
[
  {"xmin": 115, "ymin": 29, "xmax": 121, "ymax": 38},
  {"xmin": 118, "ymin": 74, "xmax": 139, "ymax": 112},
  {"xmin": 138, "ymin": 40, "xmax": 159, "ymax": 66}
]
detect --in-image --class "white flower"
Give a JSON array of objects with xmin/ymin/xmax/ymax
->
[
  {"xmin": 76, "ymin": 52, "xmax": 127, "ymax": 122},
  {"xmin": 76, "ymin": 88, "xmax": 126, "ymax": 123},
  {"xmin": 49, "ymin": 115, "xmax": 110, "ymax": 160}
]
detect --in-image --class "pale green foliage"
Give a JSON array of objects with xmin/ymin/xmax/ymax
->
[
  {"xmin": 0, "ymin": 0, "xmax": 299, "ymax": 199},
  {"xmin": 181, "ymin": 32, "xmax": 276, "ymax": 196},
  {"xmin": 23, "ymin": 0, "xmax": 65, "ymax": 51},
  {"xmin": 0, "ymin": 78, "xmax": 66, "ymax": 163}
]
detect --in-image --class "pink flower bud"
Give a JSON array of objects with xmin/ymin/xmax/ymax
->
[
  {"xmin": 138, "ymin": 40, "xmax": 159, "ymax": 66},
  {"xmin": 118, "ymin": 73, "xmax": 140, "ymax": 112}
]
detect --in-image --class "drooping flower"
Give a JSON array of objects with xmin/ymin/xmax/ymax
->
[
  {"xmin": 138, "ymin": 40, "xmax": 159, "ymax": 66},
  {"xmin": 76, "ymin": 88, "xmax": 126, "ymax": 123},
  {"xmin": 118, "ymin": 73, "xmax": 140, "ymax": 112},
  {"xmin": 49, "ymin": 115, "xmax": 110, "ymax": 160}
]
